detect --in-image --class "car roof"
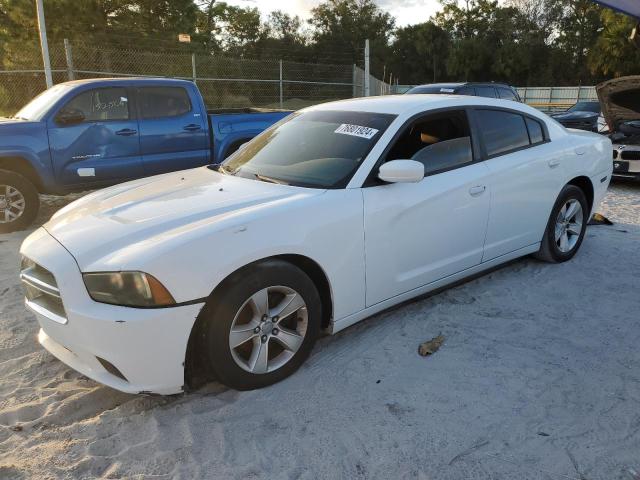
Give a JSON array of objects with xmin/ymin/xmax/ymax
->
[
  {"xmin": 58, "ymin": 77, "xmax": 193, "ymax": 87},
  {"xmin": 306, "ymin": 93, "xmax": 531, "ymax": 116}
]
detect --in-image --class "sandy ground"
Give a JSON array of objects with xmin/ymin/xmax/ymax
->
[{"xmin": 1, "ymin": 182, "xmax": 640, "ymax": 480}]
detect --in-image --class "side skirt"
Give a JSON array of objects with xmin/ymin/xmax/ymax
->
[{"xmin": 329, "ymin": 242, "xmax": 540, "ymax": 334}]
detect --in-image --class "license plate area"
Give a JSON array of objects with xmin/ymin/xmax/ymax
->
[{"xmin": 613, "ymin": 160, "xmax": 629, "ymax": 173}]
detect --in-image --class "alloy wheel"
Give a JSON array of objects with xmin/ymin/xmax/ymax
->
[
  {"xmin": 554, "ymin": 198, "xmax": 583, "ymax": 253},
  {"xmin": 228, "ymin": 285, "xmax": 308, "ymax": 374},
  {"xmin": 0, "ymin": 185, "xmax": 26, "ymax": 224}
]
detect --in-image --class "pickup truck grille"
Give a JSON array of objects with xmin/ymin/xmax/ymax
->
[{"xmin": 20, "ymin": 257, "xmax": 67, "ymax": 324}]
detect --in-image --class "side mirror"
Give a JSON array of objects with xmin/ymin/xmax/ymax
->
[
  {"xmin": 55, "ymin": 108, "xmax": 85, "ymax": 125},
  {"xmin": 378, "ymin": 159, "xmax": 424, "ymax": 183}
]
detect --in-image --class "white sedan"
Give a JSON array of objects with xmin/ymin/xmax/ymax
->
[{"xmin": 20, "ymin": 95, "xmax": 612, "ymax": 393}]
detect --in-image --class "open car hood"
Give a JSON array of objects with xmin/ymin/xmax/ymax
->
[{"xmin": 597, "ymin": 76, "xmax": 640, "ymax": 130}]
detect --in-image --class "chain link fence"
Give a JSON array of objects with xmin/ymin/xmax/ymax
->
[{"xmin": 0, "ymin": 39, "xmax": 390, "ymax": 116}]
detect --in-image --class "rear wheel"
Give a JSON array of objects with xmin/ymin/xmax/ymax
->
[
  {"xmin": 0, "ymin": 169, "xmax": 39, "ymax": 234},
  {"xmin": 535, "ymin": 185, "xmax": 588, "ymax": 263},
  {"xmin": 197, "ymin": 260, "xmax": 321, "ymax": 390}
]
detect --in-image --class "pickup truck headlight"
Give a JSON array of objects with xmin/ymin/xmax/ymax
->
[{"xmin": 83, "ymin": 272, "xmax": 175, "ymax": 307}]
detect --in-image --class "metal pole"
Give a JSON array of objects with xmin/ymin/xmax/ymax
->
[
  {"xmin": 352, "ymin": 64, "xmax": 357, "ymax": 98},
  {"xmin": 279, "ymin": 59, "xmax": 283, "ymax": 109},
  {"xmin": 36, "ymin": 0, "xmax": 53, "ymax": 88},
  {"xmin": 364, "ymin": 39, "xmax": 370, "ymax": 97},
  {"xmin": 64, "ymin": 38, "xmax": 74, "ymax": 81},
  {"xmin": 192, "ymin": 53, "xmax": 197, "ymax": 84}
]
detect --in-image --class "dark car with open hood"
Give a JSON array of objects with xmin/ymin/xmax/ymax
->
[{"xmin": 597, "ymin": 76, "xmax": 640, "ymax": 180}]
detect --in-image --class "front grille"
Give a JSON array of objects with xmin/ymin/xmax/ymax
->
[
  {"xmin": 621, "ymin": 150, "xmax": 640, "ymax": 160},
  {"xmin": 20, "ymin": 257, "xmax": 67, "ymax": 324}
]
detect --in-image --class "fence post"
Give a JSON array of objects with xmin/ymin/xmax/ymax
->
[
  {"xmin": 192, "ymin": 53, "xmax": 197, "ymax": 84},
  {"xmin": 63, "ymin": 39, "xmax": 75, "ymax": 81},
  {"xmin": 36, "ymin": 0, "xmax": 53, "ymax": 88},
  {"xmin": 352, "ymin": 64, "xmax": 357, "ymax": 98},
  {"xmin": 364, "ymin": 39, "xmax": 370, "ymax": 97},
  {"xmin": 279, "ymin": 59, "xmax": 283, "ymax": 109}
]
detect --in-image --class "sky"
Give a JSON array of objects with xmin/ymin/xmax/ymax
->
[{"xmin": 224, "ymin": 0, "xmax": 444, "ymax": 27}]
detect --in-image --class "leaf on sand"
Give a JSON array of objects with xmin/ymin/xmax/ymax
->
[
  {"xmin": 418, "ymin": 334, "xmax": 445, "ymax": 356},
  {"xmin": 588, "ymin": 213, "xmax": 613, "ymax": 225}
]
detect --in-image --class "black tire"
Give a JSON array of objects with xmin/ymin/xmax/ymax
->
[
  {"xmin": 534, "ymin": 184, "xmax": 588, "ymax": 263},
  {"xmin": 196, "ymin": 259, "xmax": 321, "ymax": 390},
  {"xmin": 0, "ymin": 169, "xmax": 40, "ymax": 234}
]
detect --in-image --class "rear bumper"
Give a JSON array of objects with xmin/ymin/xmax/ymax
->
[{"xmin": 20, "ymin": 228, "xmax": 204, "ymax": 395}]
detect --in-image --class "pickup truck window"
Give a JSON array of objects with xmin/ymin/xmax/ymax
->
[
  {"xmin": 219, "ymin": 110, "xmax": 396, "ymax": 189},
  {"xmin": 61, "ymin": 88, "xmax": 130, "ymax": 122},
  {"xmin": 138, "ymin": 87, "xmax": 191, "ymax": 119}
]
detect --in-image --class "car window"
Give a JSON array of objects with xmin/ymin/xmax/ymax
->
[
  {"xmin": 475, "ymin": 87, "xmax": 497, "ymax": 98},
  {"xmin": 476, "ymin": 109, "xmax": 530, "ymax": 156},
  {"xmin": 456, "ymin": 87, "xmax": 475, "ymax": 96},
  {"xmin": 497, "ymin": 88, "xmax": 518, "ymax": 101},
  {"xmin": 138, "ymin": 87, "xmax": 191, "ymax": 119},
  {"xmin": 61, "ymin": 88, "xmax": 129, "ymax": 122},
  {"xmin": 221, "ymin": 110, "xmax": 396, "ymax": 189},
  {"xmin": 525, "ymin": 117, "xmax": 545, "ymax": 144},
  {"xmin": 385, "ymin": 110, "xmax": 473, "ymax": 175}
]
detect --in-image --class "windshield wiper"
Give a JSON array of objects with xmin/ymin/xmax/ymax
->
[
  {"xmin": 254, "ymin": 173, "xmax": 289, "ymax": 185},
  {"xmin": 209, "ymin": 164, "xmax": 234, "ymax": 175}
]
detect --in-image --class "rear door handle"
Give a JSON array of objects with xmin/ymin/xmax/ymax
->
[
  {"xmin": 183, "ymin": 124, "xmax": 201, "ymax": 131},
  {"xmin": 115, "ymin": 128, "xmax": 137, "ymax": 136},
  {"xmin": 548, "ymin": 159, "xmax": 561, "ymax": 168},
  {"xmin": 469, "ymin": 185, "xmax": 486, "ymax": 197}
]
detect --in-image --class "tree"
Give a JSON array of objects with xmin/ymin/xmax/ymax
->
[{"xmin": 588, "ymin": 9, "xmax": 640, "ymax": 79}]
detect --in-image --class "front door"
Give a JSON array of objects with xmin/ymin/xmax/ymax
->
[
  {"xmin": 136, "ymin": 86, "xmax": 209, "ymax": 176},
  {"xmin": 48, "ymin": 87, "xmax": 143, "ymax": 188},
  {"xmin": 362, "ymin": 109, "xmax": 491, "ymax": 307}
]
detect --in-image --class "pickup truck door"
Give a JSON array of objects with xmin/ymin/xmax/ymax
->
[
  {"xmin": 47, "ymin": 87, "xmax": 144, "ymax": 187},
  {"xmin": 136, "ymin": 86, "xmax": 209, "ymax": 176}
]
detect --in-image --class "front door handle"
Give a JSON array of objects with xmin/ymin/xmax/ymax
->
[
  {"xmin": 183, "ymin": 124, "xmax": 201, "ymax": 131},
  {"xmin": 469, "ymin": 185, "xmax": 486, "ymax": 197},
  {"xmin": 548, "ymin": 159, "xmax": 561, "ymax": 168},
  {"xmin": 115, "ymin": 128, "xmax": 137, "ymax": 136}
]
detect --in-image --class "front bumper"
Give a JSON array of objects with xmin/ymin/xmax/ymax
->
[{"xmin": 20, "ymin": 228, "xmax": 204, "ymax": 395}]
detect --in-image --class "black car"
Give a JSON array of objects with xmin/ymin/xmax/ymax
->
[
  {"xmin": 405, "ymin": 82, "xmax": 521, "ymax": 102},
  {"xmin": 550, "ymin": 101, "xmax": 602, "ymax": 132}
]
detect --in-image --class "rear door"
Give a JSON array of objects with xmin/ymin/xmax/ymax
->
[
  {"xmin": 137, "ymin": 86, "xmax": 208, "ymax": 176},
  {"xmin": 47, "ymin": 87, "xmax": 143, "ymax": 187},
  {"xmin": 472, "ymin": 109, "xmax": 561, "ymax": 261}
]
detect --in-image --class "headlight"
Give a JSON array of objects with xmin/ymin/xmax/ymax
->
[{"xmin": 83, "ymin": 272, "xmax": 175, "ymax": 307}]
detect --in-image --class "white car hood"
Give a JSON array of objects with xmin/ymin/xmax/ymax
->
[{"xmin": 45, "ymin": 167, "xmax": 322, "ymax": 270}]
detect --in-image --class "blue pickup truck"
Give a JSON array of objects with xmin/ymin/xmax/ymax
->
[{"xmin": 0, "ymin": 78, "xmax": 291, "ymax": 232}]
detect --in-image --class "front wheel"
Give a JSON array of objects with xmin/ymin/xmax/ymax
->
[
  {"xmin": 535, "ymin": 184, "xmax": 588, "ymax": 263},
  {"xmin": 197, "ymin": 260, "xmax": 321, "ymax": 390},
  {"xmin": 0, "ymin": 169, "xmax": 40, "ymax": 234}
]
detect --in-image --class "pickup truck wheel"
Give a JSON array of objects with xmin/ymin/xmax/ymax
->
[
  {"xmin": 0, "ymin": 170, "xmax": 39, "ymax": 233},
  {"xmin": 198, "ymin": 260, "xmax": 321, "ymax": 390},
  {"xmin": 534, "ymin": 185, "xmax": 588, "ymax": 263}
]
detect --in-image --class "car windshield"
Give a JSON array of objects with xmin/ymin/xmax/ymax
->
[
  {"xmin": 218, "ymin": 110, "xmax": 396, "ymax": 188},
  {"xmin": 13, "ymin": 84, "xmax": 73, "ymax": 120},
  {"xmin": 568, "ymin": 101, "xmax": 600, "ymax": 113}
]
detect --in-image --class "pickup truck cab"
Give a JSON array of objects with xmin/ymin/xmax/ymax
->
[{"xmin": 0, "ymin": 78, "xmax": 291, "ymax": 232}]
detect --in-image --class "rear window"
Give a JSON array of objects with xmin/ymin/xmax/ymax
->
[
  {"xmin": 138, "ymin": 87, "xmax": 191, "ymax": 119},
  {"xmin": 476, "ymin": 110, "xmax": 530, "ymax": 156}
]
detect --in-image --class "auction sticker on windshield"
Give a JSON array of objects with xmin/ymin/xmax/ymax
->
[{"xmin": 334, "ymin": 123, "xmax": 379, "ymax": 139}]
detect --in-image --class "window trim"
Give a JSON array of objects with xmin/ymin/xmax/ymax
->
[
  {"xmin": 54, "ymin": 87, "xmax": 132, "ymax": 125},
  {"xmin": 469, "ymin": 106, "xmax": 550, "ymax": 160},
  {"xmin": 363, "ymin": 106, "xmax": 482, "ymax": 187},
  {"xmin": 135, "ymin": 86, "xmax": 193, "ymax": 120}
]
